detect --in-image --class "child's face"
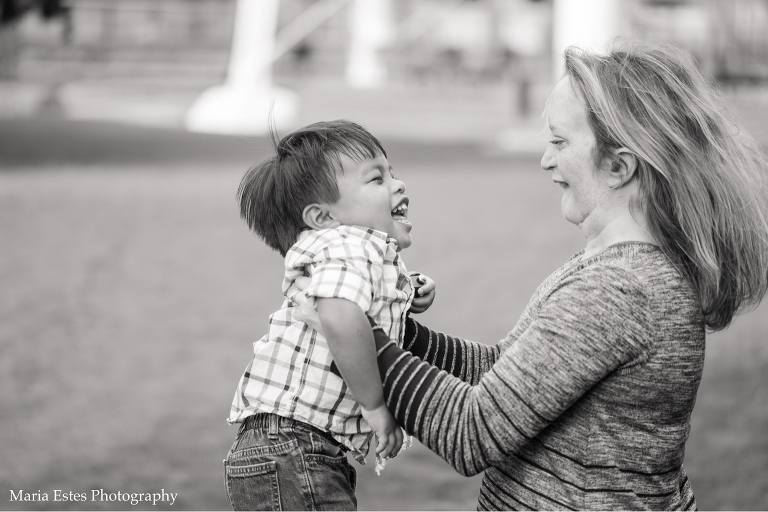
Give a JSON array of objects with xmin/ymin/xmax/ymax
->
[{"xmin": 328, "ymin": 153, "xmax": 412, "ymax": 250}]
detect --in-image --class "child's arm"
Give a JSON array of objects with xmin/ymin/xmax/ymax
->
[{"xmin": 316, "ymin": 297, "xmax": 404, "ymax": 459}]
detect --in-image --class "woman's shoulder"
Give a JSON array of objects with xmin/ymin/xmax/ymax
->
[
  {"xmin": 573, "ymin": 242, "xmax": 699, "ymax": 313},
  {"xmin": 544, "ymin": 243, "xmax": 659, "ymax": 288},
  {"xmin": 544, "ymin": 243, "xmax": 687, "ymax": 307},
  {"xmin": 581, "ymin": 241, "xmax": 663, "ymax": 274},
  {"xmin": 515, "ymin": 246, "xmax": 656, "ymax": 334},
  {"xmin": 506, "ymin": 244, "xmax": 669, "ymax": 348},
  {"xmin": 580, "ymin": 242, "xmax": 687, "ymax": 288},
  {"xmin": 556, "ymin": 254, "xmax": 652, "ymax": 307}
]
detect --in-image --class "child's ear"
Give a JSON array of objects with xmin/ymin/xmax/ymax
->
[{"xmin": 302, "ymin": 203, "xmax": 341, "ymax": 230}]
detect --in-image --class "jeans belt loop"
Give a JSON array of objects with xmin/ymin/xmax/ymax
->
[{"xmin": 268, "ymin": 413, "xmax": 279, "ymax": 440}]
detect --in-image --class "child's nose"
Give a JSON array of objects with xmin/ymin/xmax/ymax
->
[{"xmin": 392, "ymin": 179, "xmax": 406, "ymax": 194}]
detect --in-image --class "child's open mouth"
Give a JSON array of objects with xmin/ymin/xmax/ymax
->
[{"xmin": 391, "ymin": 199, "xmax": 411, "ymax": 227}]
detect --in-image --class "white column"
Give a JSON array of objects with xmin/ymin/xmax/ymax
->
[
  {"xmin": 185, "ymin": 0, "xmax": 298, "ymax": 135},
  {"xmin": 345, "ymin": 0, "xmax": 394, "ymax": 89},
  {"xmin": 551, "ymin": 0, "xmax": 624, "ymax": 77}
]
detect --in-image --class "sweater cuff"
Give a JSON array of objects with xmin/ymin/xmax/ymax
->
[
  {"xmin": 368, "ymin": 316, "xmax": 390, "ymax": 350},
  {"xmin": 404, "ymin": 315, "xmax": 418, "ymax": 350}
]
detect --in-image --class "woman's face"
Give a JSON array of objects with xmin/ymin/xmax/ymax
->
[{"xmin": 541, "ymin": 78, "xmax": 611, "ymax": 229}]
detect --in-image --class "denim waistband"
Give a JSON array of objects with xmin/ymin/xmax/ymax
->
[{"xmin": 241, "ymin": 413, "xmax": 345, "ymax": 449}]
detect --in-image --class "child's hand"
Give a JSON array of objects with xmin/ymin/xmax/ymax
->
[
  {"xmin": 408, "ymin": 272, "xmax": 436, "ymax": 314},
  {"xmin": 292, "ymin": 277, "xmax": 325, "ymax": 335},
  {"xmin": 361, "ymin": 403, "xmax": 403, "ymax": 459}
]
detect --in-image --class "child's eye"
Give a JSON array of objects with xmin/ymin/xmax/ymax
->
[{"xmin": 370, "ymin": 175, "xmax": 383, "ymax": 183}]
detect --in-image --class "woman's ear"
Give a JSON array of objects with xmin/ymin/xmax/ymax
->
[
  {"xmin": 607, "ymin": 148, "xmax": 639, "ymax": 188},
  {"xmin": 302, "ymin": 203, "xmax": 340, "ymax": 230}
]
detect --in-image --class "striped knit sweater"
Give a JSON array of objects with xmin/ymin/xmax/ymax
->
[{"xmin": 374, "ymin": 243, "xmax": 705, "ymax": 510}]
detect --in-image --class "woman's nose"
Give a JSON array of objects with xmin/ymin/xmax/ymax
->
[{"xmin": 541, "ymin": 145, "xmax": 555, "ymax": 171}]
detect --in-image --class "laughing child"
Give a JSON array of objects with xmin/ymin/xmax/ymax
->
[{"xmin": 225, "ymin": 120, "xmax": 435, "ymax": 511}]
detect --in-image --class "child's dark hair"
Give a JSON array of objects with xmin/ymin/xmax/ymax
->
[{"xmin": 238, "ymin": 120, "xmax": 387, "ymax": 256}]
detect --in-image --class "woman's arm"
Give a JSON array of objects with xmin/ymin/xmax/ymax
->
[
  {"xmin": 293, "ymin": 275, "xmax": 501, "ymax": 384},
  {"xmin": 402, "ymin": 316, "xmax": 501, "ymax": 384},
  {"xmin": 374, "ymin": 266, "xmax": 653, "ymax": 476}
]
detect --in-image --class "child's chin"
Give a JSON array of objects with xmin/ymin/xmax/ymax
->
[{"xmin": 396, "ymin": 236, "xmax": 412, "ymax": 250}]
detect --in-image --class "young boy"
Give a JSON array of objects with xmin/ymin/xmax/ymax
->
[{"xmin": 225, "ymin": 120, "xmax": 435, "ymax": 511}]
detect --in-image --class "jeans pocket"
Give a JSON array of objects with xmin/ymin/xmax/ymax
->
[
  {"xmin": 303, "ymin": 433, "xmax": 357, "ymax": 511},
  {"xmin": 225, "ymin": 458, "xmax": 281, "ymax": 511}
]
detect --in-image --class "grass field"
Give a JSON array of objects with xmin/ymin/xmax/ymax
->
[{"xmin": 0, "ymin": 120, "xmax": 766, "ymax": 510}]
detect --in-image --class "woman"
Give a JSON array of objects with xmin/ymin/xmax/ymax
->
[{"xmin": 300, "ymin": 42, "xmax": 768, "ymax": 510}]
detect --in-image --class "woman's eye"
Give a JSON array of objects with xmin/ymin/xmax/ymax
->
[{"xmin": 549, "ymin": 139, "xmax": 564, "ymax": 147}]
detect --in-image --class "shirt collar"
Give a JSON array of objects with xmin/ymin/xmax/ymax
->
[{"xmin": 297, "ymin": 226, "xmax": 400, "ymax": 252}]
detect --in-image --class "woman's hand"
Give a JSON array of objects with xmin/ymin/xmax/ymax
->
[
  {"xmin": 291, "ymin": 276, "xmax": 325, "ymax": 335},
  {"xmin": 409, "ymin": 272, "xmax": 436, "ymax": 314}
]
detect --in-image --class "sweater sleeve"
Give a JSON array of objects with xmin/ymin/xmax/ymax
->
[
  {"xmin": 402, "ymin": 316, "xmax": 501, "ymax": 384},
  {"xmin": 375, "ymin": 265, "xmax": 652, "ymax": 476}
]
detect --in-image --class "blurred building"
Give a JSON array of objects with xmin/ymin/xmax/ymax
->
[
  {"xmin": 3, "ymin": 0, "xmax": 235, "ymax": 86},
  {"xmin": 631, "ymin": 0, "xmax": 768, "ymax": 84},
  {"xmin": 1, "ymin": 0, "xmax": 767, "ymax": 126},
  {"xmin": 2, "ymin": 0, "xmax": 767, "ymax": 83}
]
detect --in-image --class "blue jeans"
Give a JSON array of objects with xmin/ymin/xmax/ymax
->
[{"xmin": 224, "ymin": 413, "xmax": 357, "ymax": 511}]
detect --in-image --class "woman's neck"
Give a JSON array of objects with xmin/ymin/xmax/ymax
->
[{"xmin": 581, "ymin": 208, "xmax": 656, "ymax": 259}]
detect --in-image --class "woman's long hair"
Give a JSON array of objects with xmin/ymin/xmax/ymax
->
[{"xmin": 564, "ymin": 41, "xmax": 768, "ymax": 331}]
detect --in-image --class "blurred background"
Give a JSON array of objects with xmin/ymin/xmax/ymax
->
[{"xmin": 1, "ymin": 0, "xmax": 767, "ymax": 510}]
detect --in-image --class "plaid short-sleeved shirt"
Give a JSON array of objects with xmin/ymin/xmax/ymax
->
[{"xmin": 228, "ymin": 226, "xmax": 414, "ymax": 461}]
